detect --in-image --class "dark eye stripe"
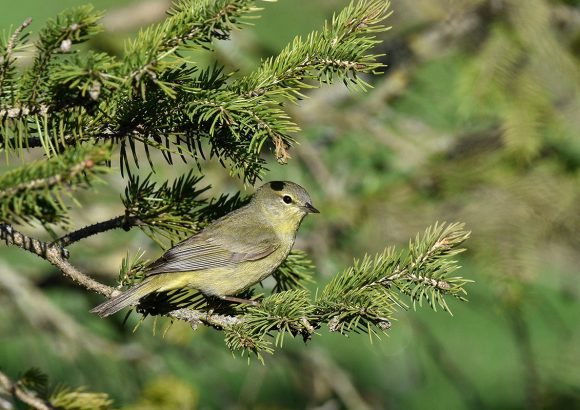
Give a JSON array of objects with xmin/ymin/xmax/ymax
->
[{"xmin": 283, "ymin": 195, "xmax": 292, "ymax": 204}]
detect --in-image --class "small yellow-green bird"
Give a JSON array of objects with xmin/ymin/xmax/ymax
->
[{"xmin": 91, "ymin": 181, "xmax": 318, "ymax": 317}]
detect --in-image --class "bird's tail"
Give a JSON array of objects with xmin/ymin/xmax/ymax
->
[{"xmin": 90, "ymin": 278, "xmax": 161, "ymax": 317}]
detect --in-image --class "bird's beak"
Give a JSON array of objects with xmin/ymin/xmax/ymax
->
[{"xmin": 304, "ymin": 203, "xmax": 320, "ymax": 214}]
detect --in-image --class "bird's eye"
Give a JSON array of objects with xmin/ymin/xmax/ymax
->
[{"xmin": 283, "ymin": 195, "xmax": 293, "ymax": 204}]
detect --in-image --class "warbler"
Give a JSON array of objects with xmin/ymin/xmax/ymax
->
[{"xmin": 91, "ymin": 181, "xmax": 318, "ymax": 317}]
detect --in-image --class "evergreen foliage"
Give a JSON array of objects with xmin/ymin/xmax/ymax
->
[
  {"xmin": 0, "ymin": 368, "xmax": 113, "ymax": 410},
  {"xmin": 1, "ymin": 0, "xmax": 391, "ymax": 183},
  {"xmin": 121, "ymin": 171, "xmax": 246, "ymax": 245},
  {"xmin": 456, "ymin": 0, "xmax": 579, "ymax": 161},
  {"xmin": 0, "ymin": 144, "xmax": 110, "ymax": 225}
]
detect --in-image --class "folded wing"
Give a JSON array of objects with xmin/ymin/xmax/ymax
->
[{"xmin": 145, "ymin": 215, "xmax": 279, "ymax": 275}]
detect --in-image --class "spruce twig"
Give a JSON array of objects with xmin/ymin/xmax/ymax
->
[
  {"xmin": 0, "ymin": 0, "xmax": 393, "ymax": 182},
  {"xmin": 231, "ymin": 0, "xmax": 391, "ymax": 99},
  {"xmin": 0, "ymin": 370, "xmax": 53, "ymax": 410},
  {"xmin": 0, "ymin": 17, "xmax": 32, "ymax": 105},
  {"xmin": 0, "ymin": 145, "xmax": 110, "ymax": 225}
]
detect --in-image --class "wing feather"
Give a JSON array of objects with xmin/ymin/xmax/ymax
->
[{"xmin": 145, "ymin": 208, "xmax": 280, "ymax": 275}]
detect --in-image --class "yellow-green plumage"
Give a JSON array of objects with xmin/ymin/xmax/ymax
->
[{"xmin": 91, "ymin": 181, "xmax": 318, "ymax": 317}]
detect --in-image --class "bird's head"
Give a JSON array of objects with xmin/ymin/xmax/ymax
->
[{"xmin": 252, "ymin": 181, "xmax": 319, "ymax": 227}]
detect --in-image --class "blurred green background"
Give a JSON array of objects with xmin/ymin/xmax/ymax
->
[{"xmin": 1, "ymin": 0, "xmax": 580, "ymax": 409}]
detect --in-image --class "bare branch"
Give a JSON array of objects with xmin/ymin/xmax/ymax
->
[
  {"xmin": 53, "ymin": 214, "xmax": 142, "ymax": 247},
  {"xmin": 169, "ymin": 307, "xmax": 242, "ymax": 330},
  {"xmin": 0, "ymin": 223, "xmax": 116, "ymax": 297}
]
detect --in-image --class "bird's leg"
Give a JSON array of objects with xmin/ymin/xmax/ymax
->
[
  {"xmin": 206, "ymin": 308, "xmax": 214, "ymax": 322},
  {"xmin": 219, "ymin": 295, "xmax": 260, "ymax": 306}
]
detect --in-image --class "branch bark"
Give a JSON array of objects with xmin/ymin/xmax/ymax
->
[
  {"xmin": 0, "ymin": 104, "xmax": 49, "ymax": 119},
  {"xmin": 1, "ymin": 223, "xmax": 115, "ymax": 297}
]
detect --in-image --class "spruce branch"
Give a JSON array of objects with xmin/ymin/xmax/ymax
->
[
  {"xmin": 0, "ymin": 369, "xmax": 53, "ymax": 410},
  {"xmin": 385, "ymin": 222, "xmax": 472, "ymax": 311},
  {"xmin": 0, "ymin": 368, "xmax": 114, "ymax": 410},
  {"xmin": 0, "ymin": 145, "xmax": 110, "ymax": 225},
  {"xmin": 108, "ymin": 65, "xmax": 290, "ymax": 181},
  {"xmin": 164, "ymin": 0, "xmax": 256, "ymax": 46},
  {"xmin": 1, "ymin": 0, "xmax": 392, "ymax": 182},
  {"xmin": 20, "ymin": 5, "xmax": 103, "ymax": 107},
  {"xmin": 315, "ymin": 223, "xmax": 472, "ymax": 337},
  {"xmin": 122, "ymin": 171, "xmax": 246, "ymax": 244},
  {"xmin": 225, "ymin": 289, "xmax": 315, "ymax": 359},
  {"xmin": 231, "ymin": 0, "xmax": 391, "ymax": 100},
  {"xmin": 216, "ymin": 223, "xmax": 471, "ymax": 359},
  {"xmin": 123, "ymin": 0, "xmax": 261, "ymax": 96},
  {"xmin": 0, "ymin": 17, "xmax": 32, "ymax": 107},
  {"xmin": 181, "ymin": 88, "xmax": 300, "ymax": 166},
  {"xmin": 98, "ymin": 0, "xmax": 392, "ymax": 175},
  {"xmin": 53, "ymin": 173, "xmax": 246, "ymax": 248},
  {"xmin": 122, "ymin": 172, "xmax": 210, "ymax": 243}
]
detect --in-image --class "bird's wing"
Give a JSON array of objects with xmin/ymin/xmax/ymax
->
[{"xmin": 145, "ymin": 218, "xmax": 280, "ymax": 275}]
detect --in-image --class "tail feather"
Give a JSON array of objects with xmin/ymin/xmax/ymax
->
[{"xmin": 91, "ymin": 279, "xmax": 161, "ymax": 317}]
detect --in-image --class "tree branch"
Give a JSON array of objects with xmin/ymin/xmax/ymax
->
[
  {"xmin": 53, "ymin": 214, "xmax": 142, "ymax": 247},
  {"xmin": 0, "ymin": 157, "xmax": 95, "ymax": 199},
  {"xmin": 380, "ymin": 232, "xmax": 465, "ymax": 289},
  {"xmin": 0, "ymin": 18, "xmax": 32, "ymax": 99},
  {"xmin": 0, "ymin": 219, "xmax": 471, "ymax": 360},
  {"xmin": 0, "ymin": 104, "xmax": 49, "ymax": 120},
  {"xmin": 124, "ymin": 1, "xmax": 253, "ymax": 86},
  {"xmin": 0, "ymin": 223, "xmax": 113, "ymax": 296},
  {"xmin": 0, "ymin": 370, "xmax": 54, "ymax": 410},
  {"xmin": 4, "ymin": 18, "xmax": 32, "ymax": 58},
  {"xmin": 169, "ymin": 307, "xmax": 242, "ymax": 330}
]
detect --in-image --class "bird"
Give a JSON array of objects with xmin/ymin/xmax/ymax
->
[{"xmin": 91, "ymin": 181, "xmax": 319, "ymax": 317}]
